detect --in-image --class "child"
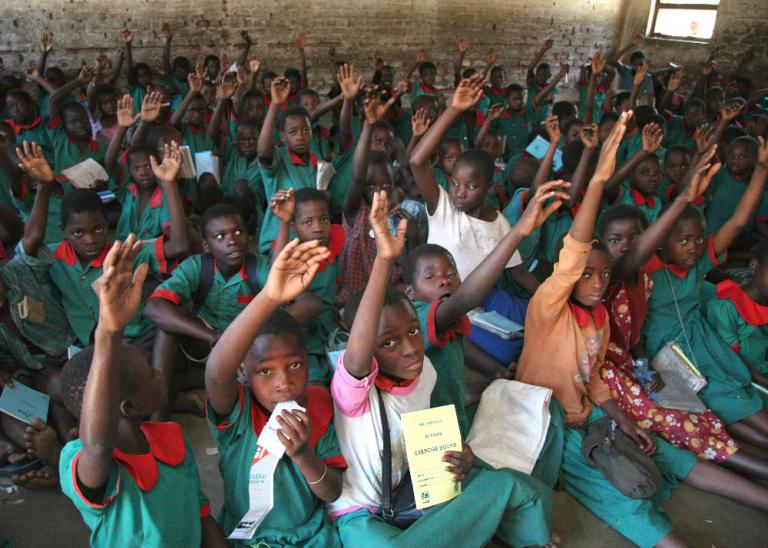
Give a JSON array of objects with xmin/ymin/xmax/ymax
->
[
  {"xmin": 58, "ymin": 236, "xmax": 227, "ymax": 546},
  {"xmin": 144, "ymin": 204, "xmax": 270, "ymax": 417},
  {"xmin": 171, "ymin": 72, "xmax": 215, "ymax": 156},
  {"xmin": 410, "ymin": 74, "xmax": 539, "ymax": 298},
  {"xmin": 122, "ymin": 30, "xmax": 152, "ymax": 115},
  {"xmin": 643, "ymin": 136, "xmax": 768, "ymax": 448},
  {"xmin": 707, "ymin": 239, "xmax": 768, "ymax": 399},
  {"xmin": 408, "ymin": 53, "xmax": 443, "ymax": 104},
  {"xmin": 205, "ymin": 238, "xmax": 347, "ymax": 546},
  {"xmin": 516, "ymin": 111, "xmax": 768, "ymax": 546},
  {"xmin": 331, "ymin": 191, "xmax": 552, "ymax": 547},
  {"xmin": 479, "ymin": 84, "xmax": 534, "ymax": 160},
  {"xmin": 525, "ymin": 39, "xmax": 559, "ymax": 120},
  {"xmin": 271, "ymin": 188, "xmax": 345, "ymax": 385},
  {"xmin": 664, "ymin": 99, "xmax": 706, "ymax": 150},
  {"xmin": 46, "ymin": 143, "xmax": 189, "ymax": 356},
  {"xmin": 4, "ymin": 89, "xmax": 52, "ymax": 160},
  {"xmin": 432, "ymin": 136, "xmax": 462, "ymax": 191},
  {"xmin": 89, "ymin": 83, "xmax": 119, "ymax": 142},
  {"xmin": 658, "ymin": 144, "xmax": 692, "ymax": 205}
]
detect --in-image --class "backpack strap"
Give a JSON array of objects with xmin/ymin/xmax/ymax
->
[
  {"xmin": 192, "ymin": 252, "xmax": 215, "ymax": 316},
  {"xmin": 244, "ymin": 253, "xmax": 263, "ymax": 296}
]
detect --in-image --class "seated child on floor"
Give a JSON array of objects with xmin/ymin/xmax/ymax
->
[
  {"xmin": 58, "ymin": 236, "xmax": 227, "ymax": 547},
  {"xmin": 205, "ymin": 238, "xmax": 347, "ymax": 546},
  {"xmin": 330, "ymin": 190, "xmax": 553, "ymax": 548}
]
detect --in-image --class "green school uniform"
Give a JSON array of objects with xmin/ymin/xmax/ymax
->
[
  {"xmin": 60, "ymin": 422, "xmax": 209, "ymax": 548},
  {"xmin": 115, "ymin": 184, "xmax": 171, "ymax": 241},
  {"xmin": 410, "ymin": 82, "xmax": 443, "ymax": 104},
  {"xmin": 526, "ymin": 84, "xmax": 555, "ymax": 126},
  {"xmin": 50, "ymin": 239, "xmax": 171, "ymax": 346},
  {"xmin": 389, "ymin": 109, "xmax": 412, "ymax": 147},
  {"xmin": 207, "ymin": 384, "xmax": 344, "ymax": 547},
  {"xmin": 540, "ymin": 209, "xmax": 574, "ymax": 264},
  {"xmin": 10, "ymin": 183, "xmax": 64, "ymax": 246},
  {"xmin": 446, "ymin": 118, "xmax": 470, "ymax": 150},
  {"xmin": 169, "ymin": 78, "xmax": 190, "ymax": 111},
  {"xmin": 642, "ymin": 242, "xmax": 765, "ymax": 424},
  {"xmin": 46, "ymin": 116, "xmax": 107, "ymax": 172},
  {"xmin": 149, "ymin": 253, "xmax": 269, "ymax": 333},
  {"xmin": 707, "ymin": 280, "xmax": 768, "ymax": 384},
  {"xmin": 502, "ymin": 188, "xmax": 541, "ymax": 268},
  {"xmin": 663, "ymin": 114, "xmax": 696, "ymax": 150},
  {"xmin": 616, "ymin": 126, "xmax": 641, "ymax": 167},
  {"xmin": 0, "ymin": 170, "xmax": 19, "ymax": 211},
  {"xmin": 484, "ymin": 85, "xmax": 507, "ymax": 108},
  {"xmin": 577, "ymin": 85, "xmax": 605, "ymax": 124},
  {"xmin": 562, "ymin": 406, "xmax": 696, "ymax": 548},
  {"xmin": 130, "ymin": 86, "xmax": 148, "ymax": 115},
  {"xmin": 413, "ymin": 300, "xmax": 471, "ymax": 438},
  {"xmin": 615, "ymin": 181, "xmax": 662, "ymax": 224},
  {"xmin": 5, "ymin": 116, "xmax": 53, "ymax": 162},
  {"xmin": 432, "ymin": 166, "xmax": 451, "ymax": 192},
  {"xmin": 483, "ymin": 108, "xmax": 534, "ymax": 159},
  {"xmin": 220, "ymin": 142, "xmax": 264, "ymax": 200},
  {"xmin": 704, "ymin": 167, "xmax": 768, "ymax": 237},
  {"xmin": 180, "ymin": 124, "xmax": 214, "ymax": 156},
  {"xmin": 310, "ymin": 123, "xmax": 334, "ymax": 162}
]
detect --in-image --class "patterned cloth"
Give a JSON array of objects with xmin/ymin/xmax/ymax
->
[{"xmin": 600, "ymin": 273, "xmax": 739, "ymax": 462}]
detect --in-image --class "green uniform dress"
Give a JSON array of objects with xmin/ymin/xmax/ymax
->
[
  {"xmin": 5, "ymin": 116, "xmax": 54, "ymax": 162},
  {"xmin": 704, "ymin": 167, "xmax": 768, "ymax": 237},
  {"xmin": 540, "ymin": 208, "xmax": 574, "ymax": 264},
  {"xmin": 207, "ymin": 384, "xmax": 345, "ymax": 547},
  {"xmin": 480, "ymin": 107, "xmax": 535, "ymax": 159},
  {"xmin": 615, "ymin": 181, "xmax": 662, "ymax": 224},
  {"xmin": 59, "ymin": 422, "xmax": 210, "ymax": 548},
  {"xmin": 707, "ymin": 280, "xmax": 768, "ymax": 405},
  {"xmin": 50, "ymin": 238, "xmax": 171, "ymax": 346},
  {"xmin": 502, "ymin": 188, "xmax": 541, "ymax": 269},
  {"xmin": 642, "ymin": 242, "xmax": 764, "ymax": 424},
  {"xmin": 663, "ymin": 114, "xmax": 696, "ymax": 150},
  {"xmin": 180, "ymin": 123, "xmax": 215, "ymax": 156},
  {"xmin": 410, "ymin": 81, "xmax": 443, "ymax": 104},
  {"xmin": 10, "ymin": 181, "xmax": 64, "ymax": 246},
  {"xmin": 46, "ymin": 117, "xmax": 107, "ymax": 172},
  {"xmin": 484, "ymin": 85, "xmax": 507, "ymax": 108},
  {"xmin": 130, "ymin": 86, "xmax": 148, "ymax": 115},
  {"xmin": 149, "ymin": 252, "xmax": 269, "ymax": 333},
  {"xmin": 526, "ymin": 84, "xmax": 555, "ymax": 126},
  {"xmin": 577, "ymin": 85, "xmax": 606, "ymax": 124},
  {"xmin": 115, "ymin": 184, "xmax": 172, "ymax": 241}
]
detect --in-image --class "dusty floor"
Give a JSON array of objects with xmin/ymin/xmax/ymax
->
[{"xmin": 1, "ymin": 413, "xmax": 767, "ymax": 547}]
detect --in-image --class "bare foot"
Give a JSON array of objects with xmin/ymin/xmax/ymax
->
[
  {"xmin": 23, "ymin": 418, "xmax": 61, "ymax": 468},
  {"xmin": 171, "ymin": 392, "xmax": 206, "ymax": 417},
  {"xmin": 12, "ymin": 466, "xmax": 58, "ymax": 490}
]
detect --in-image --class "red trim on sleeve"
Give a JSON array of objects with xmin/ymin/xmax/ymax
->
[
  {"xmin": 208, "ymin": 383, "xmax": 246, "ymax": 431},
  {"xmin": 707, "ymin": 236, "xmax": 726, "ymax": 267},
  {"xmin": 199, "ymin": 504, "xmax": 211, "ymax": 518},
  {"xmin": 426, "ymin": 300, "xmax": 471, "ymax": 348},
  {"xmin": 237, "ymin": 295, "xmax": 255, "ymax": 304},
  {"xmin": 322, "ymin": 455, "xmax": 348, "ymax": 470},
  {"xmin": 730, "ymin": 343, "xmax": 741, "ymax": 353},
  {"xmin": 46, "ymin": 115, "xmax": 63, "ymax": 130},
  {"xmin": 642, "ymin": 255, "xmax": 665, "ymax": 275},
  {"xmin": 71, "ymin": 451, "xmax": 121, "ymax": 508},
  {"xmin": 149, "ymin": 288, "xmax": 182, "ymax": 305},
  {"xmin": 154, "ymin": 237, "xmax": 170, "ymax": 274}
]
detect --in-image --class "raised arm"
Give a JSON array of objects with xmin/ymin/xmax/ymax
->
[
  {"xmin": 48, "ymin": 66, "xmax": 94, "ymax": 120},
  {"xmin": 604, "ymin": 122, "xmax": 663, "ymax": 200},
  {"xmin": 713, "ymin": 136, "xmax": 768, "ymax": 254},
  {"xmin": 406, "ymin": 50, "xmax": 426, "ymax": 81},
  {"xmin": 130, "ymin": 91, "xmax": 164, "ymax": 146},
  {"xmin": 584, "ymin": 50, "xmax": 606, "ymax": 125},
  {"xmin": 206, "ymin": 78, "xmax": 236, "ymax": 142},
  {"xmin": 16, "ymin": 142, "xmax": 53, "ymax": 257},
  {"xmin": 161, "ymin": 23, "xmax": 173, "ymax": 81},
  {"xmin": 454, "ymin": 38, "xmax": 469, "ymax": 87},
  {"xmin": 236, "ymin": 31, "xmax": 253, "ymax": 68},
  {"xmin": 533, "ymin": 63, "xmax": 568, "ymax": 107},
  {"xmin": 25, "ymin": 69, "xmax": 56, "ymax": 96},
  {"xmin": 628, "ymin": 63, "xmax": 649, "ymax": 111},
  {"xmin": 531, "ymin": 116, "xmax": 561, "ymax": 190},
  {"xmin": 474, "ymin": 104, "xmax": 504, "ymax": 149},
  {"xmin": 608, "ymin": 34, "xmax": 642, "ymax": 67},
  {"xmin": 77, "ymin": 236, "xmax": 149, "ymax": 494},
  {"xmin": 295, "ymin": 32, "xmax": 308, "ymax": 87},
  {"xmin": 481, "ymin": 48, "xmax": 497, "ymax": 79},
  {"xmin": 109, "ymin": 46, "xmax": 126, "ymax": 86},
  {"xmin": 405, "ymin": 107, "xmax": 433, "ymax": 160},
  {"xmin": 171, "ymin": 72, "xmax": 203, "ymax": 128},
  {"xmin": 105, "ymin": 95, "xmax": 138, "ymax": 178},
  {"xmin": 410, "ymin": 73, "xmax": 486, "ymax": 213},
  {"xmin": 122, "ymin": 30, "xmax": 134, "ymax": 84},
  {"xmin": 658, "ymin": 69, "xmax": 683, "ymax": 113},
  {"xmin": 37, "ymin": 32, "xmax": 53, "ymax": 77},
  {"xmin": 336, "ymin": 63, "xmax": 363, "ymax": 147},
  {"xmin": 343, "ymin": 191, "xmax": 406, "ymax": 378},
  {"xmin": 152, "ymin": 142, "xmax": 190, "ymax": 260},
  {"xmin": 566, "ymin": 124, "xmax": 599, "ymax": 207},
  {"xmin": 257, "ymin": 77, "xmax": 291, "ymax": 164},
  {"xmin": 526, "ymin": 39, "xmax": 554, "ymax": 86}
]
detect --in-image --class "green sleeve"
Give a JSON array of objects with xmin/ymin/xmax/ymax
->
[
  {"xmin": 706, "ymin": 298, "xmax": 745, "ymax": 350},
  {"xmin": 151, "ymin": 255, "xmax": 202, "ymax": 304}
]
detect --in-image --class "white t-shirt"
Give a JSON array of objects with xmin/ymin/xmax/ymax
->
[{"xmin": 427, "ymin": 187, "xmax": 522, "ymax": 280}]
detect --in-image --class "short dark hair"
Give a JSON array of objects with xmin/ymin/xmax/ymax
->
[
  {"xmin": 126, "ymin": 143, "xmax": 155, "ymax": 167},
  {"xmin": 342, "ymin": 286, "xmax": 415, "ymax": 330},
  {"xmin": 728, "ymin": 135, "xmax": 759, "ymax": 159},
  {"xmin": 662, "ymin": 202, "xmax": 704, "ymax": 229},
  {"xmin": 562, "ymin": 141, "xmax": 585, "ymax": 174},
  {"xmin": 412, "ymin": 95, "xmax": 438, "ymax": 112},
  {"xmin": 505, "ymin": 83, "xmax": 524, "ymax": 97},
  {"xmin": 403, "ymin": 244, "xmax": 454, "ymax": 285},
  {"xmin": 597, "ymin": 204, "xmax": 649, "ymax": 237},
  {"xmin": 664, "ymin": 144, "xmax": 691, "ymax": 165},
  {"xmin": 277, "ymin": 105, "xmax": 310, "ymax": 132},
  {"xmin": 238, "ymin": 117, "xmax": 263, "ymax": 133},
  {"xmin": 629, "ymin": 50, "xmax": 646, "ymax": 62},
  {"xmin": 553, "ymin": 101, "xmax": 577, "ymax": 119},
  {"xmin": 172, "ymin": 56, "xmax": 191, "ymax": 72},
  {"xmin": 298, "ymin": 89, "xmax": 319, "ymax": 102},
  {"xmin": 293, "ymin": 188, "xmax": 329, "ymax": 219},
  {"xmin": 419, "ymin": 62, "xmax": 437, "ymax": 74},
  {"xmin": 60, "ymin": 100, "xmax": 87, "ymax": 120},
  {"xmin": 248, "ymin": 308, "xmax": 305, "ymax": 357},
  {"xmin": 61, "ymin": 189, "xmax": 106, "ymax": 228},
  {"xmin": 562, "ymin": 118, "xmax": 584, "ymax": 136},
  {"xmin": 371, "ymin": 120, "xmax": 394, "ymax": 135},
  {"xmin": 454, "ymin": 148, "xmax": 495, "ymax": 185},
  {"xmin": 439, "ymin": 137, "xmax": 462, "ymax": 156},
  {"xmin": 599, "ymin": 112, "xmax": 620, "ymax": 126},
  {"xmin": 6, "ymin": 89, "xmax": 34, "ymax": 107},
  {"xmin": 685, "ymin": 98, "xmax": 706, "ymax": 112},
  {"xmin": 199, "ymin": 203, "xmax": 243, "ymax": 237},
  {"xmin": 284, "ymin": 67, "xmax": 301, "ymax": 81},
  {"xmin": 638, "ymin": 113, "xmax": 666, "ymax": 131}
]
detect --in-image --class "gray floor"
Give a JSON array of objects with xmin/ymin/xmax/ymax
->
[{"xmin": 1, "ymin": 413, "xmax": 767, "ymax": 547}]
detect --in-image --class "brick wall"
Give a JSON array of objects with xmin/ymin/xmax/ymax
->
[{"xmin": 1, "ymin": 0, "xmax": 624, "ymax": 100}]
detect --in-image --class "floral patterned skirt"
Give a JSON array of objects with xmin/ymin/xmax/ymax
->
[{"xmin": 600, "ymin": 355, "xmax": 739, "ymax": 463}]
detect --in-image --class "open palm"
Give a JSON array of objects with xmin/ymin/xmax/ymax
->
[
  {"xmin": 265, "ymin": 239, "xmax": 330, "ymax": 304},
  {"xmin": 96, "ymin": 235, "xmax": 149, "ymax": 333}
]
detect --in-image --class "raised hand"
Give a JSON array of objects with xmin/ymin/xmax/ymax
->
[
  {"xmin": 162, "ymin": 22, "xmax": 173, "ymax": 39},
  {"xmin": 140, "ymin": 91, "xmax": 163, "ymax": 123},
  {"xmin": 543, "ymin": 38, "xmax": 554, "ymax": 50},
  {"xmin": 580, "ymin": 123, "xmax": 599, "ymax": 149},
  {"xmin": 395, "ymin": 79, "xmax": 409, "ymax": 96},
  {"xmin": 241, "ymin": 30, "xmax": 253, "ymax": 46},
  {"xmin": 270, "ymin": 188, "xmax": 295, "ymax": 223},
  {"xmin": 451, "ymin": 73, "xmax": 486, "ymax": 112},
  {"xmin": 96, "ymin": 234, "xmax": 148, "ymax": 333},
  {"xmin": 363, "ymin": 88, "xmax": 396, "ymax": 125},
  {"xmin": 121, "ymin": 30, "xmax": 134, "ymax": 45},
  {"xmin": 411, "ymin": 108, "xmax": 432, "ymax": 137},
  {"xmin": 557, "ymin": 63, "xmax": 570, "ymax": 77},
  {"xmin": 40, "ymin": 32, "xmax": 54, "ymax": 53},
  {"xmin": 270, "ymin": 76, "xmax": 292, "ymax": 106},
  {"xmin": 516, "ymin": 180, "xmax": 572, "ymax": 236},
  {"xmin": 682, "ymin": 145, "xmax": 720, "ymax": 203},
  {"xmin": 235, "ymin": 64, "xmax": 248, "ymax": 86},
  {"xmin": 487, "ymin": 103, "xmax": 505, "ymax": 122},
  {"xmin": 591, "ymin": 49, "xmax": 606, "ymax": 75},
  {"xmin": 545, "ymin": 115, "xmax": 560, "ymax": 144},
  {"xmin": 720, "ymin": 99, "xmax": 745, "ymax": 123},
  {"xmin": 370, "ymin": 191, "xmax": 406, "ymax": 261},
  {"xmin": 486, "ymin": 48, "xmax": 497, "ymax": 66},
  {"xmin": 117, "ymin": 94, "xmax": 139, "ymax": 127},
  {"xmin": 457, "ymin": 37, "xmax": 470, "ymax": 54},
  {"xmin": 631, "ymin": 33, "xmax": 644, "ymax": 46},
  {"xmin": 338, "ymin": 64, "xmax": 363, "ymax": 100},
  {"xmin": 78, "ymin": 65, "xmax": 95, "ymax": 82},
  {"xmin": 641, "ymin": 122, "xmax": 664, "ymax": 154},
  {"xmin": 758, "ymin": 136, "xmax": 768, "ymax": 168},
  {"xmin": 296, "ymin": 32, "xmax": 306, "ymax": 50},
  {"xmin": 25, "ymin": 68, "xmax": 41, "ymax": 81},
  {"xmin": 188, "ymin": 71, "xmax": 203, "ymax": 93},
  {"xmin": 593, "ymin": 110, "xmax": 632, "ymax": 183},
  {"xmin": 217, "ymin": 53, "xmax": 230, "ymax": 81},
  {"xmin": 694, "ymin": 124, "xmax": 715, "ymax": 154},
  {"xmin": 195, "ymin": 60, "xmax": 206, "ymax": 80},
  {"xmin": 416, "ymin": 49, "xmax": 426, "ymax": 64},
  {"xmin": 218, "ymin": 77, "xmax": 238, "ymax": 100},
  {"xmin": 150, "ymin": 141, "xmax": 182, "ymax": 185},
  {"xmin": 248, "ymin": 56, "xmax": 261, "ymax": 74},
  {"xmin": 16, "ymin": 141, "xmax": 53, "ymax": 184},
  {"xmin": 633, "ymin": 62, "xmax": 649, "ymax": 87},
  {"xmin": 265, "ymin": 239, "xmax": 330, "ymax": 304},
  {"xmin": 702, "ymin": 60, "xmax": 715, "ymax": 76},
  {"xmin": 667, "ymin": 69, "xmax": 683, "ymax": 92}
]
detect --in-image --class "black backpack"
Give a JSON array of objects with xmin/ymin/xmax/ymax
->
[{"xmin": 191, "ymin": 252, "xmax": 262, "ymax": 315}]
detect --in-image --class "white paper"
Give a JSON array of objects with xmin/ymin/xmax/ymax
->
[
  {"xmin": 316, "ymin": 160, "xmax": 335, "ymax": 191},
  {"xmin": 179, "ymin": 146, "xmax": 196, "ymax": 179},
  {"xmin": 466, "ymin": 380, "xmax": 552, "ymax": 474},
  {"xmin": 256, "ymin": 400, "xmax": 305, "ymax": 458},
  {"xmin": 61, "ymin": 158, "xmax": 109, "ymax": 189},
  {"xmin": 194, "ymin": 151, "xmax": 220, "ymax": 183}
]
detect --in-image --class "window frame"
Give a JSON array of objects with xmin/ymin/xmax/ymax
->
[{"xmin": 648, "ymin": 1, "xmax": 720, "ymax": 42}]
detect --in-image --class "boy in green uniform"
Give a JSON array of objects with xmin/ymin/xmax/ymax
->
[
  {"xmin": 4, "ymin": 89, "xmax": 53, "ymax": 161},
  {"xmin": 58, "ymin": 236, "xmax": 226, "ymax": 547},
  {"xmin": 663, "ymin": 99, "xmax": 706, "ymax": 150},
  {"xmin": 206, "ymin": 238, "xmax": 346, "ymax": 547},
  {"xmin": 171, "ymin": 72, "xmax": 215, "ymax": 156}
]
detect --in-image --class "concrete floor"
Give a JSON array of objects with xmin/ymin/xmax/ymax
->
[{"xmin": 1, "ymin": 413, "xmax": 767, "ymax": 547}]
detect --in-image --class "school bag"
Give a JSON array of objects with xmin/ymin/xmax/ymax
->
[{"xmin": 192, "ymin": 252, "xmax": 262, "ymax": 315}]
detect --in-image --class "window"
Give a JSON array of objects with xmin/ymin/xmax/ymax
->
[{"xmin": 647, "ymin": 0, "xmax": 720, "ymax": 41}]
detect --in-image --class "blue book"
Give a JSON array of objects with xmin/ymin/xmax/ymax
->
[
  {"xmin": 0, "ymin": 382, "xmax": 49, "ymax": 424},
  {"xmin": 525, "ymin": 135, "xmax": 563, "ymax": 173}
]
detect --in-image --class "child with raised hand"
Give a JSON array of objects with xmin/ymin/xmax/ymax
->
[
  {"xmin": 122, "ymin": 30, "xmax": 153, "ymax": 115},
  {"xmin": 525, "ymin": 39, "xmax": 568, "ymax": 124},
  {"xmin": 516, "ymin": 111, "xmax": 768, "ymax": 547},
  {"xmin": 410, "ymin": 73, "xmax": 539, "ymax": 297},
  {"xmin": 170, "ymin": 71, "xmax": 214, "ymax": 156},
  {"xmin": 330, "ymin": 191, "xmax": 552, "ymax": 547},
  {"xmin": 407, "ymin": 50, "xmax": 443, "ymax": 104},
  {"xmin": 58, "ymin": 235, "xmax": 227, "ymax": 547},
  {"xmin": 643, "ymin": 136, "xmax": 768, "ymax": 448},
  {"xmin": 205, "ymin": 238, "xmax": 347, "ymax": 547},
  {"xmin": 658, "ymin": 144, "xmax": 693, "ymax": 205}
]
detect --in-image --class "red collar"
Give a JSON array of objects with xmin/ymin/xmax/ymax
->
[
  {"xmin": 374, "ymin": 374, "xmax": 416, "ymax": 393},
  {"xmin": 717, "ymin": 280, "xmax": 768, "ymax": 326},
  {"xmin": 0, "ymin": 239, "xmax": 6, "ymax": 260},
  {"xmin": 643, "ymin": 254, "xmax": 689, "ymax": 279},
  {"xmin": 212, "ymin": 257, "xmax": 251, "ymax": 280},
  {"xmin": 127, "ymin": 184, "xmax": 164, "ymax": 209},
  {"xmin": 623, "ymin": 126, "xmax": 638, "ymax": 141},
  {"xmin": 64, "ymin": 133, "xmax": 100, "ymax": 152},
  {"xmin": 5, "ymin": 116, "xmax": 42, "ymax": 134},
  {"xmin": 185, "ymin": 123, "xmax": 207, "ymax": 135},
  {"xmin": 630, "ymin": 187, "xmax": 656, "ymax": 208},
  {"xmin": 53, "ymin": 240, "xmax": 110, "ymax": 268},
  {"xmin": 665, "ymin": 184, "xmax": 704, "ymax": 207},
  {"xmin": 729, "ymin": 169, "xmax": 746, "ymax": 182},
  {"xmin": 419, "ymin": 82, "xmax": 440, "ymax": 94},
  {"xmin": 569, "ymin": 300, "xmax": 607, "ymax": 329},
  {"xmin": 289, "ymin": 149, "xmax": 318, "ymax": 168},
  {"xmin": 317, "ymin": 224, "xmax": 345, "ymax": 272},
  {"xmin": 488, "ymin": 85, "xmax": 505, "ymax": 96},
  {"xmin": 112, "ymin": 422, "xmax": 186, "ymax": 492}
]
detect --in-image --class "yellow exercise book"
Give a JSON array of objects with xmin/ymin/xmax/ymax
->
[{"xmin": 401, "ymin": 405, "xmax": 463, "ymax": 509}]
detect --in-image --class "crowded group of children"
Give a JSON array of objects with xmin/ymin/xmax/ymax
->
[{"xmin": 1, "ymin": 25, "xmax": 768, "ymax": 547}]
